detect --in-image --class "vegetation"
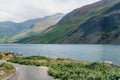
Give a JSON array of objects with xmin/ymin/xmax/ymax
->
[
  {"xmin": 0, "ymin": 51, "xmax": 18, "ymax": 60},
  {"xmin": 48, "ymin": 62, "xmax": 120, "ymax": 80},
  {"xmin": 8, "ymin": 56, "xmax": 120, "ymax": 80},
  {"xmin": 0, "ymin": 54, "xmax": 3, "ymax": 59},
  {"xmin": 0, "ymin": 63, "xmax": 15, "ymax": 80}
]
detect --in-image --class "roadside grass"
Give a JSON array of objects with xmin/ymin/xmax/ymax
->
[
  {"xmin": 8, "ymin": 56, "xmax": 120, "ymax": 80},
  {"xmin": 0, "ymin": 63, "xmax": 15, "ymax": 80},
  {"xmin": 0, "ymin": 51, "xmax": 16, "ymax": 80}
]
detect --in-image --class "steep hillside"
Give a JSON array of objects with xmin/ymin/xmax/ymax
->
[
  {"xmin": 0, "ymin": 13, "xmax": 64, "ymax": 43},
  {"xmin": 9, "ymin": 13, "xmax": 64, "ymax": 42},
  {"xmin": 19, "ymin": 0, "xmax": 120, "ymax": 44}
]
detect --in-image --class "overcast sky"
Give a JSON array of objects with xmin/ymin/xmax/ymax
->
[{"xmin": 0, "ymin": 0, "xmax": 100, "ymax": 22}]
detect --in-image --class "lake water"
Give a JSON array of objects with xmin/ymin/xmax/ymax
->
[{"xmin": 0, "ymin": 44, "xmax": 120, "ymax": 65}]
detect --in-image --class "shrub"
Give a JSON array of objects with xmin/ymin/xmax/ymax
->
[{"xmin": 0, "ymin": 54, "xmax": 3, "ymax": 59}]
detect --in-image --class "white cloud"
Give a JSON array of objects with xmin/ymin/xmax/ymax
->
[{"xmin": 0, "ymin": 0, "xmax": 100, "ymax": 22}]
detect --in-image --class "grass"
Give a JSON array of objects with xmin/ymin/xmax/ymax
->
[
  {"xmin": 0, "ymin": 63, "xmax": 15, "ymax": 80},
  {"xmin": 0, "ymin": 51, "xmax": 16, "ymax": 80},
  {"xmin": 8, "ymin": 56, "xmax": 120, "ymax": 80}
]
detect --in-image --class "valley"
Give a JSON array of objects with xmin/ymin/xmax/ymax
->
[{"xmin": 0, "ymin": 13, "xmax": 64, "ymax": 43}]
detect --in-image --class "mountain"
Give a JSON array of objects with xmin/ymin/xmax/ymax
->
[
  {"xmin": 0, "ymin": 18, "xmax": 42, "ymax": 43},
  {"xmin": 9, "ymin": 13, "xmax": 64, "ymax": 42},
  {"xmin": 19, "ymin": 0, "xmax": 120, "ymax": 44},
  {"xmin": 0, "ymin": 13, "xmax": 64, "ymax": 43}
]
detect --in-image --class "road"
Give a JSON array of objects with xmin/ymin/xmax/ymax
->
[{"xmin": 8, "ymin": 64, "xmax": 57, "ymax": 80}]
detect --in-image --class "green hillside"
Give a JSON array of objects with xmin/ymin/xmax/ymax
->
[
  {"xmin": 0, "ymin": 13, "xmax": 64, "ymax": 43},
  {"xmin": 9, "ymin": 13, "xmax": 64, "ymax": 43},
  {"xmin": 18, "ymin": 0, "xmax": 120, "ymax": 44}
]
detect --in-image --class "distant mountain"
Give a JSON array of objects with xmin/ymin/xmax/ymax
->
[
  {"xmin": 19, "ymin": 0, "xmax": 120, "ymax": 44},
  {"xmin": 0, "ymin": 13, "xmax": 65, "ymax": 43},
  {"xmin": 0, "ymin": 18, "xmax": 42, "ymax": 43}
]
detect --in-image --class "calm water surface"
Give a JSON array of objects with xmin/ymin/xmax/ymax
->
[{"xmin": 0, "ymin": 44, "xmax": 120, "ymax": 65}]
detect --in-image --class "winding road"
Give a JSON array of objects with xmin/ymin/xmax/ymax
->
[{"xmin": 8, "ymin": 64, "xmax": 57, "ymax": 80}]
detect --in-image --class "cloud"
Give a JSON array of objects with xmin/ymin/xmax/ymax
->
[
  {"xmin": 0, "ymin": 11, "xmax": 24, "ymax": 21},
  {"xmin": 0, "ymin": 0, "xmax": 99, "ymax": 22}
]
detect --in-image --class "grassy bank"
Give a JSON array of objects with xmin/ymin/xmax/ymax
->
[
  {"xmin": 0, "ymin": 63, "xmax": 15, "ymax": 80},
  {"xmin": 0, "ymin": 52, "xmax": 16, "ymax": 80},
  {"xmin": 8, "ymin": 56, "xmax": 120, "ymax": 80}
]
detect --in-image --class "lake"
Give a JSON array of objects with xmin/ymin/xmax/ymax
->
[{"xmin": 0, "ymin": 44, "xmax": 120, "ymax": 65}]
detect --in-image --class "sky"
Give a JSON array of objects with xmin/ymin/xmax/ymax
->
[{"xmin": 0, "ymin": 0, "xmax": 100, "ymax": 22}]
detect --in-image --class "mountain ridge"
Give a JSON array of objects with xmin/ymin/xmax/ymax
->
[
  {"xmin": 18, "ymin": 0, "xmax": 120, "ymax": 44},
  {"xmin": 0, "ymin": 13, "xmax": 64, "ymax": 43},
  {"xmin": 9, "ymin": 13, "xmax": 64, "ymax": 43}
]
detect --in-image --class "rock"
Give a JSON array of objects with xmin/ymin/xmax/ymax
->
[{"xmin": 103, "ymin": 61, "xmax": 118, "ymax": 67}]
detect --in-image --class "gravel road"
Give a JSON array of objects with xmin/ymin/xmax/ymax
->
[{"xmin": 8, "ymin": 64, "xmax": 57, "ymax": 80}]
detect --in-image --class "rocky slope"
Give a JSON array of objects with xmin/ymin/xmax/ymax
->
[{"xmin": 19, "ymin": 0, "xmax": 120, "ymax": 44}]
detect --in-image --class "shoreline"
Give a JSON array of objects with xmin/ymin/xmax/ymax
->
[{"xmin": 0, "ymin": 52, "xmax": 120, "ymax": 80}]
